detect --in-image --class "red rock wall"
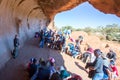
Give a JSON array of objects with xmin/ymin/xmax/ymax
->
[
  {"xmin": 37, "ymin": 0, "xmax": 120, "ymax": 19},
  {"xmin": 89, "ymin": 0, "xmax": 120, "ymax": 17},
  {"xmin": 0, "ymin": 0, "xmax": 48, "ymax": 68}
]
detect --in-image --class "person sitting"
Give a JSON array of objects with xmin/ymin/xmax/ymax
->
[
  {"xmin": 67, "ymin": 43, "xmax": 75, "ymax": 55},
  {"xmin": 27, "ymin": 58, "xmax": 35, "ymax": 72},
  {"xmin": 110, "ymin": 60, "xmax": 119, "ymax": 80},
  {"xmin": 57, "ymin": 66, "xmax": 71, "ymax": 80},
  {"xmin": 34, "ymin": 32, "xmax": 40, "ymax": 38},
  {"xmin": 31, "ymin": 61, "xmax": 50, "ymax": 80},
  {"xmin": 71, "ymin": 46, "xmax": 81, "ymax": 59},
  {"xmin": 29, "ymin": 58, "xmax": 37, "ymax": 78},
  {"xmin": 82, "ymin": 45, "xmax": 94, "ymax": 63},
  {"xmin": 67, "ymin": 43, "xmax": 80, "ymax": 58},
  {"xmin": 37, "ymin": 58, "xmax": 44, "ymax": 69},
  {"xmin": 47, "ymin": 57, "xmax": 56, "ymax": 78}
]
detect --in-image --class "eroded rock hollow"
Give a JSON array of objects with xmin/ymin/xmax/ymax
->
[{"xmin": 0, "ymin": 0, "xmax": 120, "ymax": 68}]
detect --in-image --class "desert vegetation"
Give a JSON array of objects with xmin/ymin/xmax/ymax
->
[{"xmin": 60, "ymin": 24, "xmax": 120, "ymax": 42}]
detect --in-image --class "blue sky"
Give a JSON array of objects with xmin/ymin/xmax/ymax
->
[{"xmin": 54, "ymin": 2, "xmax": 120, "ymax": 29}]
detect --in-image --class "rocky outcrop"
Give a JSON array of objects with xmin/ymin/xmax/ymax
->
[
  {"xmin": 89, "ymin": 0, "xmax": 120, "ymax": 17},
  {"xmin": 0, "ymin": 0, "xmax": 120, "ymax": 69},
  {"xmin": 37, "ymin": 0, "xmax": 120, "ymax": 19},
  {"xmin": 37, "ymin": 0, "xmax": 87, "ymax": 19}
]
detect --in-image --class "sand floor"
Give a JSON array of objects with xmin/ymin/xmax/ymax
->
[{"xmin": 0, "ymin": 38, "xmax": 94, "ymax": 80}]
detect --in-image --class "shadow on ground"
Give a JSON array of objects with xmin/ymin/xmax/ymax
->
[{"xmin": 0, "ymin": 38, "xmax": 65, "ymax": 80}]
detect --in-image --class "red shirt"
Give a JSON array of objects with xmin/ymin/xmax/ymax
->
[{"xmin": 110, "ymin": 65, "xmax": 119, "ymax": 76}]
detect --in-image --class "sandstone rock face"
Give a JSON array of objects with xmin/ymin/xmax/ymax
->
[
  {"xmin": 0, "ymin": 0, "xmax": 120, "ymax": 69},
  {"xmin": 0, "ymin": 0, "xmax": 48, "ymax": 68},
  {"xmin": 89, "ymin": 0, "xmax": 120, "ymax": 17},
  {"xmin": 37, "ymin": 0, "xmax": 87, "ymax": 19},
  {"xmin": 37, "ymin": 0, "xmax": 120, "ymax": 19}
]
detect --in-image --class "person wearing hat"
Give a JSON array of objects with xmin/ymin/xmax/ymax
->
[{"xmin": 89, "ymin": 49, "xmax": 104, "ymax": 80}]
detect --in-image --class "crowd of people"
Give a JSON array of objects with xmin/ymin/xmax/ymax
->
[
  {"xmin": 35, "ymin": 29, "xmax": 66, "ymax": 50},
  {"xmin": 26, "ymin": 57, "xmax": 83, "ymax": 80},
  {"xmin": 66, "ymin": 34, "xmax": 119, "ymax": 80},
  {"xmin": 34, "ymin": 28, "xmax": 119, "ymax": 80},
  {"xmin": 12, "ymin": 28, "xmax": 119, "ymax": 80},
  {"xmin": 84, "ymin": 48, "xmax": 119, "ymax": 80},
  {"xmin": 12, "ymin": 26, "xmax": 119, "ymax": 80}
]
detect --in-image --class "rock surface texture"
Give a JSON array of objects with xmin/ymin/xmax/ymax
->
[{"xmin": 0, "ymin": 0, "xmax": 120, "ymax": 69}]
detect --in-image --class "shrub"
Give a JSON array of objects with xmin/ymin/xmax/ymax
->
[
  {"xmin": 99, "ymin": 35, "xmax": 105, "ymax": 40},
  {"xmin": 106, "ymin": 33, "xmax": 116, "ymax": 41}
]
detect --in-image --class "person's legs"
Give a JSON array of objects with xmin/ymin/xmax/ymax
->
[
  {"xmin": 39, "ymin": 39, "xmax": 44, "ymax": 48},
  {"xmin": 13, "ymin": 47, "xmax": 18, "ymax": 58},
  {"xmin": 92, "ymin": 73, "xmax": 103, "ymax": 80},
  {"xmin": 61, "ymin": 43, "xmax": 66, "ymax": 53}
]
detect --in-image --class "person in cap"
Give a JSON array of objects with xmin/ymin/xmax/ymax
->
[{"xmin": 89, "ymin": 49, "xmax": 104, "ymax": 80}]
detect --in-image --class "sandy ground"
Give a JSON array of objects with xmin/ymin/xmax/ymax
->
[{"xmin": 0, "ymin": 38, "xmax": 91, "ymax": 80}]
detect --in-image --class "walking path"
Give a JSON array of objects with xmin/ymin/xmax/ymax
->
[{"xmin": 0, "ymin": 38, "xmax": 90, "ymax": 80}]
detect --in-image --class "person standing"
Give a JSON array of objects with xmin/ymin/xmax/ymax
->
[
  {"xmin": 89, "ymin": 49, "xmax": 104, "ymax": 80},
  {"xmin": 12, "ymin": 34, "xmax": 20, "ymax": 58}
]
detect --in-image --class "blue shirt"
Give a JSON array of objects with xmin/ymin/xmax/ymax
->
[{"xmin": 93, "ymin": 56, "xmax": 103, "ymax": 73}]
